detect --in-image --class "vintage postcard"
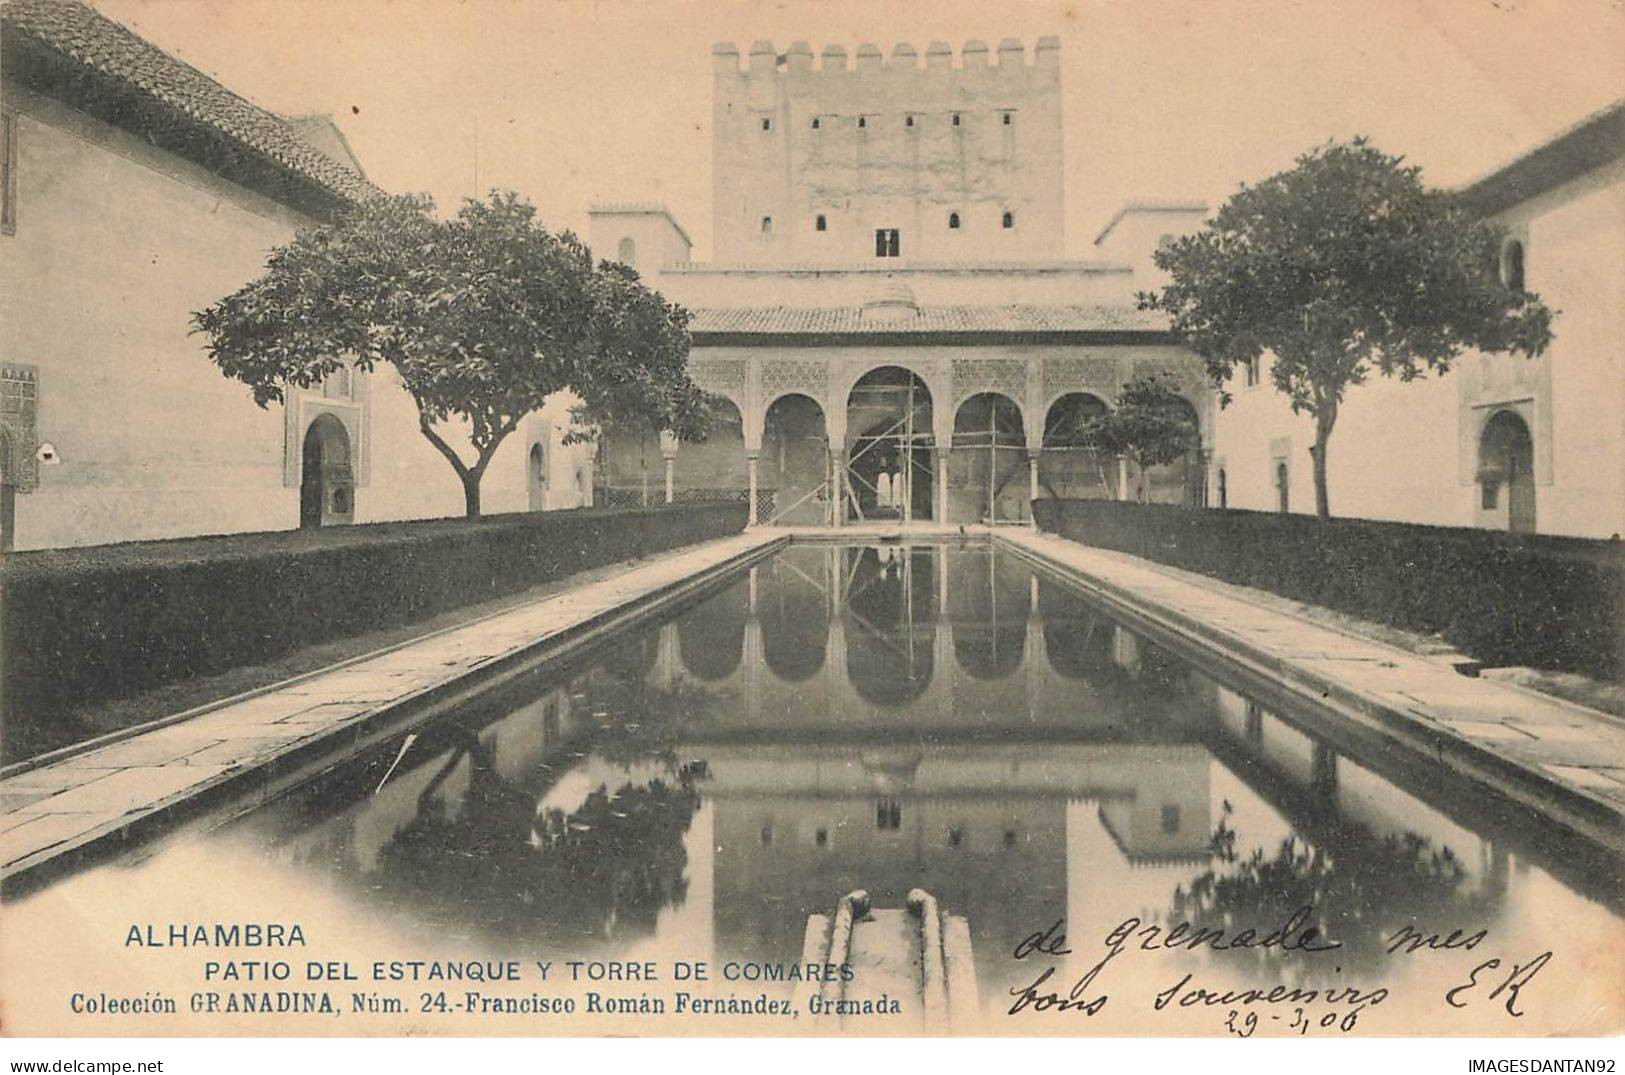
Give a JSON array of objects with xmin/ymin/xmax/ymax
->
[{"xmin": 0, "ymin": 0, "xmax": 1622, "ymax": 1062}]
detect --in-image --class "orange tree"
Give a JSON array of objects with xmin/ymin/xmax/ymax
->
[
  {"xmin": 194, "ymin": 191, "xmax": 705, "ymax": 519},
  {"xmin": 1141, "ymin": 139, "xmax": 1554, "ymax": 518}
]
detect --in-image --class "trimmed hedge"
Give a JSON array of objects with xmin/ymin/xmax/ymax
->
[
  {"xmin": 1, "ymin": 503, "xmax": 746, "ymax": 735},
  {"xmin": 1032, "ymin": 498, "xmax": 1624, "ymax": 680}
]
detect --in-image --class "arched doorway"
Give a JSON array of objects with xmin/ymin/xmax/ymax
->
[
  {"xmin": 845, "ymin": 367, "xmax": 933, "ymax": 522},
  {"xmin": 1479, "ymin": 410, "xmax": 1536, "ymax": 533},
  {"xmin": 761, "ymin": 394, "xmax": 828, "ymax": 525},
  {"xmin": 1038, "ymin": 393, "xmax": 1116, "ymax": 500},
  {"xmin": 299, "ymin": 413, "xmax": 353, "ymax": 528},
  {"xmin": 527, "ymin": 441, "xmax": 548, "ymax": 511},
  {"xmin": 1143, "ymin": 395, "xmax": 1202, "ymax": 505},
  {"xmin": 948, "ymin": 392, "xmax": 1027, "ymax": 523}
]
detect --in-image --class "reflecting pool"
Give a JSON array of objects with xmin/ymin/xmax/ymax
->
[{"xmin": 4, "ymin": 542, "xmax": 1620, "ymax": 1035}]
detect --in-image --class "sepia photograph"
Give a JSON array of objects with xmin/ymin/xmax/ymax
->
[{"xmin": 0, "ymin": 0, "xmax": 1621, "ymax": 1067}]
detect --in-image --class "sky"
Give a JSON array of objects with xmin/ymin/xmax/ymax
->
[{"xmin": 93, "ymin": 0, "xmax": 1625, "ymax": 260}]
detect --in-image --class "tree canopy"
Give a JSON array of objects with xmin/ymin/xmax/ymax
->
[
  {"xmin": 1140, "ymin": 138, "xmax": 1554, "ymax": 517},
  {"xmin": 193, "ymin": 191, "xmax": 706, "ymax": 519}
]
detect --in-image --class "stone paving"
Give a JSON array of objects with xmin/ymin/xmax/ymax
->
[
  {"xmin": 998, "ymin": 528, "xmax": 1625, "ymax": 849},
  {"xmin": 0, "ymin": 530, "xmax": 782, "ymax": 882}
]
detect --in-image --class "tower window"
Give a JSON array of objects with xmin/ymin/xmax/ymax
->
[
  {"xmin": 906, "ymin": 114, "xmax": 915, "ymax": 128},
  {"xmin": 815, "ymin": 214, "xmax": 826, "ymax": 232},
  {"xmin": 811, "ymin": 117, "xmax": 820, "ymax": 130},
  {"xmin": 874, "ymin": 228, "xmax": 900, "ymax": 258},
  {"xmin": 1002, "ymin": 111, "xmax": 1013, "ymax": 125},
  {"xmin": 876, "ymin": 799, "xmax": 902, "ymax": 830},
  {"xmin": 948, "ymin": 212, "xmax": 960, "ymax": 230},
  {"xmin": 1002, "ymin": 211, "xmax": 1014, "ymax": 229},
  {"xmin": 761, "ymin": 216, "xmax": 773, "ymax": 236},
  {"xmin": 951, "ymin": 112, "xmax": 961, "ymax": 127},
  {"xmin": 761, "ymin": 117, "xmax": 772, "ymax": 132},
  {"xmin": 857, "ymin": 115, "xmax": 867, "ymax": 129}
]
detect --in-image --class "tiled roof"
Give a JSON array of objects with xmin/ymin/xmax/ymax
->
[
  {"xmin": 688, "ymin": 303, "xmax": 1169, "ymax": 337},
  {"xmin": 1, "ymin": 0, "xmax": 377, "ymax": 206},
  {"xmin": 1456, "ymin": 98, "xmax": 1625, "ymax": 218}
]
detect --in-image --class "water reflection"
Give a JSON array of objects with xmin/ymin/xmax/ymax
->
[{"xmin": 7, "ymin": 542, "xmax": 1620, "ymax": 1032}]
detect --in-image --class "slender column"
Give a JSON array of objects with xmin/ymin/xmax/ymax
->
[
  {"xmin": 1118, "ymin": 457, "xmax": 1130, "ymax": 502},
  {"xmin": 660, "ymin": 430, "xmax": 678, "ymax": 504},
  {"xmin": 746, "ymin": 451, "xmax": 760, "ymax": 526},
  {"xmin": 936, "ymin": 452, "xmax": 949, "ymax": 524},
  {"xmin": 1028, "ymin": 454, "xmax": 1039, "ymax": 521}
]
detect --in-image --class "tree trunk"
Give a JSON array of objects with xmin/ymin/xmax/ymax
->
[
  {"xmin": 1312, "ymin": 411, "xmax": 1335, "ymax": 519},
  {"xmin": 462, "ymin": 471, "xmax": 483, "ymax": 521}
]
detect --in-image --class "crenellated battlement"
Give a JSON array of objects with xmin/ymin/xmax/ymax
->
[
  {"xmin": 711, "ymin": 36, "xmax": 1060, "ymax": 76},
  {"xmin": 710, "ymin": 33, "xmax": 1065, "ymax": 264}
]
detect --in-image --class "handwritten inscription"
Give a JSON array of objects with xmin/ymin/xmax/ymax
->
[{"xmin": 1008, "ymin": 914, "xmax": 1543, "ymax": 1033}]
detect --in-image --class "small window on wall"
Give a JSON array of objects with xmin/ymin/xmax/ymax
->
[
  {"xmin": 811, "ymin": 117, "xmax": 821, "ymax": 130},
  {"xmin": 1501, "ymin": 239, "xmax": 1525, "ymax": 292},
  {"xmin": 1216, "ymin": 468, "xmax": 1227, "ymax": 508},
  {"xmin": 815, "ymin": 214, "xmax": 827, "ymax": 232},
  {"xmin": 1275, "ymin": 460, "xmax": 1290, "ymax": 513},
  {"xmin": 951, "ymin": 112, "xmax": 961, "ymax": 127},
  {"xmin": 906, "ymin": 114, "xmax": 916, "ymax": 128},
  {"xmin": 1481, "ymin": 479, "xmax": 1499, "ymax": 510},
  {"xmin": 760, "ymin": 116, "xmax": 772, "ymax": 132},
  {"xmin": 1001, "ymin": 111, "xmax": 1013, "ymax": 126},
  {"xmin": 876, "ymin": 799, "xmax": 901, "ymax": 830},
  {"xmin": 948, "ymin": 212, "xmax": 960, "ymax": 230},
  {"xmin": 760, "ymin": 216, "xmax": 773, "ymax": 236},
  {"xmin": 875, "ymin": 228, "xmax": 900, "ymax": 258},
  {"xmin": 617, "ymin": 236, "xmax": 636, "ymax": 263},
  {"xmin": 1002, "ymin": 211, "xmax": 1014, "ymax": 229},
  {"xmin": 1, "ymin": 110, "xmax": 14, "ymax": 235},
  {"xmin": 1244, "ymin": 355, "xmax": 1261, "ymax": 387}
]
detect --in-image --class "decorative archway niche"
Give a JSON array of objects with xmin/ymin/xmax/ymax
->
[
  {"xmin": 948, "ymin": 391, "xmax": 1027, "ymax": 523},
  {"xmin": 844, "ymin": 366, "xmax": 934, "ymax": 523}
]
